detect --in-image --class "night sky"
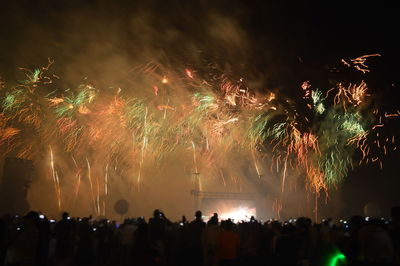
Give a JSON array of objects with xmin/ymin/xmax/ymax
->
[{"xmin": 1, "ymin": 0, "xmax": 399, "ymax": 218}]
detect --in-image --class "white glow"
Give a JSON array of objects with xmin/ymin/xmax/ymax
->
[{"xmin": 219, "ymin": 206, "xmax": 256, "ymax": 222}]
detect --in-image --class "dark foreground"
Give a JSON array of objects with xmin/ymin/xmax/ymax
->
[{"xmin": 1, "ymin": 207, "xmax": 400, "ymax": 266}]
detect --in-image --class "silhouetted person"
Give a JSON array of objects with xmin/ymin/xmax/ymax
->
[
  {"xmin": 75, "ymin": 217, "xmax": 94, "ymax": 266},
  {"xmin": 36, "ymin": 214, "xmax": 51, "ymax": 266},
  {"xmin": 202, "ymin": 214, "xmax": 220, "ymax": 266},
  {"xmin": 181, "ymin": 216, "xmax": 187, "ymax": 225},
  {"xmin": 211, "ymin": 213, "xmax": 218, "ymax": 224},
  {"xmin": 118, "ymin": 219, "xmax": 137, "ymax": 266},
  {"xmin": 149, "ymin": 210, "xmax": 167, "ymax": 242},
  {"xmin": 345, "ymin": 215, "xmax": 365, "ymax": 263},
  {"xmin": 96, "ymin": 219, "xmax": 114, "ymax": 266},
  {"xmin": 132, "ymin": 217, "xmax": 153, "ymax": 265},
  {"xmin": 184, "ymin": 211, "xmax": 206, "ymax": 266},
  {"xmin": 53, "ymin": 212, "xmax": 74, "ymax": 264},
  {"xmin": 292, "ymin": 217, "xmax": 313, "ymax": 265},
  {"xmin": 217, "ymin": 219, "xmax": 240, "ymax": 266},
  {"xmin": 20, "ymin": 211, "xmax": 40, "ymax": 266},
  {"xmin": 239, "ymin": 220, "xmax": 261, "ymax": 266},
  {"xmin": 148, "ymin": 209, "xmax": 170, "ymax": 264}
]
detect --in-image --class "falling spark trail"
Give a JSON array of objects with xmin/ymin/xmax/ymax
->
[
  {"xmin": 86, "ymin": 157, "xmax": 98, "ymax": 216},
  {"xmin": 163, "ymin": 98, "xmax": 169, "ymax": 119},
  {"xmin": 103, "ymin": 163, "xmax": 109, "ymax": 216},
  {"xmin": 191, "ymin": 141, "xmax": 199, "ymax": 174},
  {"xmin": 71, "ymin": 156, "xmax": 81, "ymax": 204},
  {"xmin": 105, "ymin": 163, "xmax": 109, "ymax": 196},
  {"xmin": 273, "ymin": 197, "xmax": 282, "ymax": 219},
  {"xmin": 96, "ymin": 173, "xmax": 100, "ymax": 218},
  {"xmin": 252, "ymin": 150, "xmax": 262, "ymax": 178},
  {"xmin": 191, "ymin": 141, "xmax": 202, "ymax": 191},
  {"xmin": 281, "ymin": 155, "xmax": 288, "ymax": 193},
  {"xmin": 49, "ymin": 145, "xmax": 61, "ymax": 211},
  {"xmin": 137, "ymin": 107, "xmax": 148, "ymax": 192},
  {"xmin": 219, "ymin": 168, "xmax": 226, "ymax": 187}
]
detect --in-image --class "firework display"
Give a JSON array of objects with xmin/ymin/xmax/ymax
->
[{"xmin": 0, "ymin": 54, "xmax": 397, "ymax": 219}]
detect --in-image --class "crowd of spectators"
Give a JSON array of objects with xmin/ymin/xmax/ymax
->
[{"xmin": 1, "ymin": 206, "xmax": 400, "ymax": 266}]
